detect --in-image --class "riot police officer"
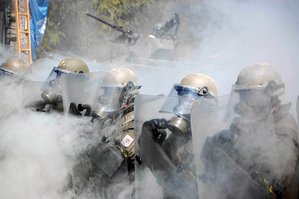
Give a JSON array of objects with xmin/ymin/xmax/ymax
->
[
  {"xmin": 0, "ymin": 58, "xmax": 31, "ymax": 119},
  {"xmin": 138, "ymin": 73, "xmax": 218, "ymax": 199},
  {"xmin": 28, "ymin": 57, "xmax": 89, "ymax": 113},
  {"xmin": 0, "ymin": 57, "xmax": 30, "ymax": 77},
  {"xmin": 70, "ymin": 67, "xmax": 141, "ymax": 198},
  {"xmin": 201, "ymin": 63, "xmax": 298, "ymax": 199}
]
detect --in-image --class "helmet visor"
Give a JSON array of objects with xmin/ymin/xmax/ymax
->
[
  {"xmin": 46, "ymin": 67, "xmax": 73, "ymax": 85},
  {"xmin": 0, "ymin": 67, "xmax": 14, "ymax": 77},
  {"xmin": 232, "ymin": 80, "xmax": 285, "ymax": 97},
  {"xmin": 159, "ymin": 84, "xmax": 205, "ymax": 115},
  {"xmin": 41, "ymin": 67, "xmax": 76, "ymax": 102},
  {"xmin": 232, "ymin": 83, "xmax": 267, "ymax": 92},
  {"xmin": 93, "ymin": 86, "xmax": 123, "ymax": 114},
  {"xmin": 230, "ymin": 85, "xmax": 274, "ymax": 120}
]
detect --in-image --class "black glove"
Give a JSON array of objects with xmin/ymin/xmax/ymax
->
[
  {"xmin": 153, "ymin": 129, "xmax": 167, "ymax": 144},
  {"xmin": 146, "ymin": 118, "xmax": 168, "ymax": 144},
  {"xmin": 69, "ymin": 102, "xmax": 82, "ymax": 116},
  {"xmin": 78, "ymin": 104, "xmax": 92, "ymax": 116},
  {"xmin": 214, "ymin": 130, "xmax": 236, "ymax": 144}
]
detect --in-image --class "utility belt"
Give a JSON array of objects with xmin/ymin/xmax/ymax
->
[{"xmin": 257, "ymin": 176, "xmax": 283, "ymax": 199}]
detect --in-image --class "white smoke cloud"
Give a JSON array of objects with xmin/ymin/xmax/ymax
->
[
  {"xmin": 0, "ymin": 46, "xmax": 15, "ymax": 64},
  {"xmin": 0, "ymin": 0, "xmax": 299, "ymax": 198},
  {"xmin": 188, "ymin": 0, "xmax": 299, "ymax": 113},
  {"xmin": 0, "ymin": 111, "xmax": 69, "ymax": 199},
  {"xmin": 186, "ymin": 1, "xmax": 299, "ymax": 198}
]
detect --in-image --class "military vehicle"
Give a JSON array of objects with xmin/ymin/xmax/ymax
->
[{"xmin": 87, "ymin": 12, "xmax": 180, "ymax": 62}]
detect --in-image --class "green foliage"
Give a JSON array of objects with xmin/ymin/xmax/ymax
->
[
  {"xmin": 39, "ymin": 0, "xmax": 153, "ymax": 58},
  {"xmin": 93, "ymin": 0, "xmax": 152, "ymax": 27},
  {"xmin": 40, "ymin": 0, "xmax": 67, "ymax": 52},
  {"xmin": 95, "ymin": 0, "xmax": 135, "ymax": 18}
]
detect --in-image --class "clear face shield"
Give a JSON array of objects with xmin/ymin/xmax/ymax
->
[
  {"xmin": 45, "ymin": 67, "xmax": 74, "ymax": 86},
  {"xmin": 191, "ymin": 93, "xmax": 284, "ymax": 199},
  {"xmin": 159, "ymin": 84, "xmax": 213, "ymax": 134},
  {"xmin": 231, "ymin": 81, "xmax": 285, "ymax": 122},
  {"xmin": 0, "ymin": 66, "xmax": 28, "ymax": 81},
  {"xmin": 0, "ymin": 67, "xmax": 14, "ymax": 77},
  {"xmin": 41, "ymin": 67, "xmax": 74, "ymax": 103},
  {"xmin": 92, "ymin": 81, "xmax": 141, "ymax": 120}
]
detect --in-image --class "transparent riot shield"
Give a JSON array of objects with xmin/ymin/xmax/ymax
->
[
  {"xmin": 191, "ymin": 95, "xmax": 280, "ymax": 199},
  {"xmin": 297, "ymin": 96, "xmax": 299, "ymax": 126},
  {"xmin": 135, "ymin": 94, "xmax": 168, "ymax": 199},
  {"xmin": 67, "ymin": 74, "xmax": 140, "ymax": 198},
  {"xmin": 69, "ymin": 108, "xmax": 133, "ymax": 198},
  {"xmin": 60, "ymin": 72, "xmax": 106, "ymax": 115},
  {"xmin": 70, "ymin": 118, "xmax": 132, "ymax": 199},
  {"xmin": 22, "ymin": 80, "xmax": 45, "ymax": 106},
  {"xmin": 0, "ymin": 77, "xmax": 31, "ymax": 119},
  {"xmin": 22, "ymin": 78, "xmax": 64, "ymax": 113},
  {"xmin": 135, "ymin": 94, "xmax": 199, "ymax": 199}
]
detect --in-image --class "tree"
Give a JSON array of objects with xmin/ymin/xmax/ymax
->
[{"xmin": 39, "ymin": 0, "xmax": 154, "ymax": 60}]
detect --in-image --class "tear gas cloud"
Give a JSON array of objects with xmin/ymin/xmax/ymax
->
[
  {"xmin": 0, "ymin": 0, "xmax": 299, "ymax": 199},
  {"xmin": 189, "ymin": 0, "xmax": 299, "ymax": 112},
  {"xmin": 187, "ymin": 1, "xmax": 299, "ymax": 198}
]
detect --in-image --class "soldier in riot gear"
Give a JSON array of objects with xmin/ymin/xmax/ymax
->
[
  {"xmin": 69, "ymin": 67, "xmax": 141, "ymax": 198},
  {"xmin": 0, "ymin": 57, "xmax": 30, "ymax": 77},
  {"xmin": 201, "ymin": 63, "xmax": 298, "ymax": 199},
  {"xmin": 28, "ymin": 57, "xmax": 89, "ymax": 113},
  {"xmin": 0, "ymin": 58, "xmax": 31, "ymax": 119},
  {"xmin": 138, "ymin": 73, "xmax": 218, "ymax": 199}
]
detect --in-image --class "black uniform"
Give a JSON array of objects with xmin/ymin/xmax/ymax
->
[
  {"xmin": 70, "ymin": 106, "xmax": 136, "ymax": 199},
  {"xmin": 201, "ymin": 103, "xmax": 298, "ymax": 199},
  {"xmin": 139, "ymin": 118, "xmax": 199, "ymax": 199}
]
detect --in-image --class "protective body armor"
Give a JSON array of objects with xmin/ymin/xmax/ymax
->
[
  {"xmin": 138, "ymin": 117, "xmax": 198, "ymax": 199},
  {"xmin": 136, "ymin": 73, "xmax": 217, "ymax": 199},
  {"xmin": 201, "ymin": 103, "xmax": 298, "ymax": 199},
  {"xmin": 133, "ymin": 94, "xmax": 197, "ymax": 199},
  {"xmin": 71, "ymin": 105, "xmax": 136, "ymax": 198}
]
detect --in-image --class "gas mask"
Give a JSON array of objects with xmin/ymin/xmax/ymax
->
[
  {"xmin": 41, "ymin": 90, "xmax": 62, "ymax": 104},
  {"xmin": 92, "ymin": 81, "xmax": 140, "ymax": 121},
  {"xmin": 91, "ymin": 87, "xmax": 121, "ymax": 121},
  {"xmin": 234, "ymin": 88, "xmax": 272, "ymax": 122},
  {"xmin": 160, "ymin": 84, "xmax": 211, "ymax": 135},
  {"xmin": 41, "ymin": 67, "xmax": 72, "ymax": 103},
  {"xmin": 233, "ymin": 81, "xmax": 284, "ymax": 122}
]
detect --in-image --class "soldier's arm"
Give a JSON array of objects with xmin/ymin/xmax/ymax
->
[
  {"xmin": 25, "ymin": 100, "xmax": 48, "ymax": 112},
  {"xmin": 275, "ymin": 127, "xmax": 298, "ymax": 187}
]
